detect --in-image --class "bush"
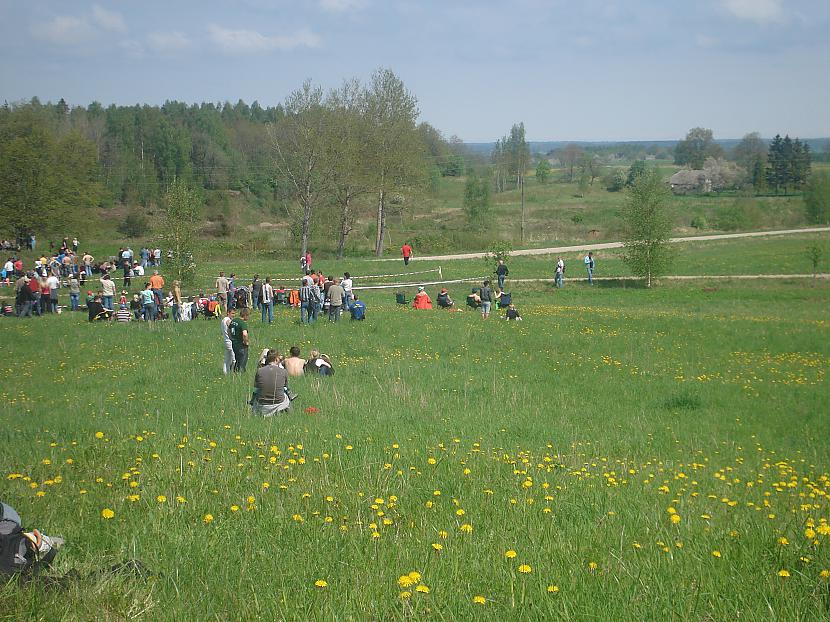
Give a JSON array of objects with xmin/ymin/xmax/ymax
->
[
  {"xmin": 804, "ymin": 171, "xmax": 830, "ymax": 224},
  {"xmin": 117, "ymin": 209, "xmax": 149, "ymax": 237},
  {"xmin": 690, "ymin": 215, "xmax": 708, "ymax": 230},
  {"xmin": 716, "ymin": 198, "xmax": 760, "ymax": 231}
]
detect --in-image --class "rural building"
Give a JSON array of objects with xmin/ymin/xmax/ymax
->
[{"xmin": 669, "ymin": 169, "xmax": 712, "ymax": 194}]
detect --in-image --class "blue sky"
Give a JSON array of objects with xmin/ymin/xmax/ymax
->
[{"xmin": 1, "ymin": 0, "xmax": 828, "ymax": 141}]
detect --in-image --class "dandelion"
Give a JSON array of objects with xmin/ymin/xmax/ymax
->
[
  {"xmin": 203, "ymin": 514, "xmax": 214, "ymax": 524},
  {"xmin": 415, "ymin": 584, "xmax": 430, "ymax": 594},
  {"xmin": 398, "ymin": 575, "xmax": 415, "ymax": 588},
  {"xmin": 547, "ymin": 585, "xmax": 560, "ymax": 593},
  {"xmin": 472, "ymin": 595, "xmax": 486, "ymax": 605},
  {"xmin": 505, "ymin": 550, "xmax": 517, "ymax": 559},
  {"xmin": 399, "ymin": 591, "xmax": 411, "ymax": 600},
  {"xmin": 670, "ymin": 514, "xmax": 681, "ymax": 524},
  {"xmin": 431, "ymin": 543, "xmax": 443, "ymax": 551},
  {"xmin": 231, "ymin": 505, "xmax": 240, "ymax": 513},
  {"xmin": 518, "ymin": 564, "xmax": 532, "ymax": 574},
  {"xmin": 778, "ymin": 537, "xmax": 789, "ymax": 546},
  {"xmin": 712, "ymin": 551, "xmax": 722, "ymax": 558},
  {"xmin": 588, "ymin": 561, "xmax": 598, "ymax": 571},
  {"xmin": 95, "ymin": 432, "xmax": 104, "ymax": 439},
  {"xmin": 101, "ymin": 508, "xmax": 115, "ymax": 519},
  {"xmin": 778, "ymin": 569, "xmax": 790, "ymax": 578},
  {"xmin": 819, "ymin": 570, "xmax": 830, "ymax": 579},
  {"xmin": 157, "ymin": 495, "xmax": 167, "ymax": 503},
  {"xmin": 460, "ymin": 523, "xmax": 473, "ymax": 533},
  {"xmin": 314, "ymin": 580, "xmax": 328, "ymax": 588}
]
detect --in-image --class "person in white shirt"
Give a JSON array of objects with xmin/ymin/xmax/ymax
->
[
  {"xmin": 260, "ymin": 278, "xmax": 274, "ymax": 324},
  {"xmin": 132, "ymin": 262, "xmax": 144, "ymax": 277},
  {"xmin": 46, "ymin": 274, "xmax": 60, "ymax": 313},
  {"xmin": 221, "ymin": 308, "xmax": 236, "ymax": 375},
  {"xmin": 341, "ymin": 272, "xmax": 354, "ymax": 304},
  {"xmin": 555, "ymin": 257, "xmax": 565, "ymax": 289}
]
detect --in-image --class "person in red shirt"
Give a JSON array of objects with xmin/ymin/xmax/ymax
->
[
  {"xmin": 412, "ymin": 287, "xmax": 432, "ymax": 309},
  {"xmin": 401, "ymin": 242, "xmax": 413, "ymax": 266}
]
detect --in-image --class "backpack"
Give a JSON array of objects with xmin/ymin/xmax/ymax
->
[{"xmin": 0, "ymin": 503, "xmax": 32, "ymax": 574}]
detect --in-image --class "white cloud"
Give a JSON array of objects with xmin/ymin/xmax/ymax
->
[
  {"xmin": 207, "ymin": 24, "xmax": 320, "ymax": 53},
  {"xmin": 721, "ymin": 0, "xmax": 783, "ymax": 24},
  {"xmin": 119, "ymin": 39, "xmax": 145, "ymax": 59},
  {"xmin": 320, "ymin": 0, "xmax": 368, "ymax": 11},
  {"xmin": 91, "ymin": 5, "xmax": 127, "ymax": 33},
  {"xmin": 147, "ymin": 31, "xmax": 192, "ymax": 52},
  {"xmin": 32, "ymin": 15, "xmax": 94, "ymax": 45}
]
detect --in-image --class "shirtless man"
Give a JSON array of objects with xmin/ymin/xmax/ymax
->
[{"xmin": 284, "ymin": 346, "xmax": 306, "ymax": 377}]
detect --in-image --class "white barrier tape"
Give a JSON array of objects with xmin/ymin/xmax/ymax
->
[
  {"xmin": 353, "ymin": 276, "xmax": 487, "ymax": 290},
  {"xmin": 354, "ymin": 267, "xmax": 442, "ymax": 280}
]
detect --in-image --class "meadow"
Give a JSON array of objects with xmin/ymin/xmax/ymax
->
[{"xmin": 1, "ymin": 247, "xmax": 830, "ymax": 619}]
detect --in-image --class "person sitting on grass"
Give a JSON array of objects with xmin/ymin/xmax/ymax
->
[
  {"xmin": 284, "ymin": 346, "xmax": 306, "ymax": 377},
  {"xmin": 87, "ymin": 295, "xmax": 112, "ymax": 322},
  {"xmin": 505, "ymin": 303, "xmax": 522, "ymax": 321},
  {"xmin": 305, "ymin": 350, "xmax": 335, "ymax": 376},
  {"xmin": 466, "ymin": 288, "xmax": 481, "ymax": 309},
  {"xmin": 436, "ymin": 288, "xmax": 454, "ymax": 308},
  {"xmin": 251, "ymin": 350, "xmax": 290, "ymax": 417},
  {"xmin": 412, "ymin": 286, "xmax": 432, "ymax": 310},
  {"xmin": 116, "ymin": 303, "xmax": 132, "ymax": 323},
  {"xmin": 349, "ymin": 295, "xmax": 366, "ymax": 320},
  {"xmin": 1, "ymin": 500, "xmax": 64, "ymax": 577}
]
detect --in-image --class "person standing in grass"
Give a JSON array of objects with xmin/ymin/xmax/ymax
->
[
  {"xmin": 495, "ymin": 259, "xmax": 509, "ymax": 291},
  {"xmin": 229, "ymin": 307, "xmax": 250, "ymax": 373},
  {"xmin": 68, "ymin": 274, "xmax": 80, "ymax": 311},
  {"xmin": 251, "ymin": 275, "xmax": 262, "ymax": 311},
  {"xmin": 221, "ymin": 308, "xmax": 236, "ymax": 375},
  {"xmin": 149, "ymin": 270, "xmax": 165, "ymax": 314},
  {"xmin": 172, "ymin": 280, "xmax": 183, "ymax": 322},
  {"xmin": 215, "ymin": 271, "xmax": 229, "ymax": 312},
  {"xmin": 260, "ymin": 277, "xmax": 274, "ymax": 323},
  {"xmin": 327, "ymin": 278, "xmax": 345, "ymax": 322},
  {"xmin": 100, "ymin": 274, "xmax": 116, "ymax": 311},
  {"xmin": 140, "ymin": 283, "xmax": 156, "ymax": 321},
  {"xmin": 584, "ymin": 252, "xmax": 594, "ymax": 285},
  {"xmin": 555, "ymin": 257, "xmax": 565, "ymax": 288},
  {"xmin": 479, "ymin": 280, "xmax": 493, "ymax": 319},
  {"xmin": 401, "ymin": 242, "xmax": 413, "ymax": 266}
]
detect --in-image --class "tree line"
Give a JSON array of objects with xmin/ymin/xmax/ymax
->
[{"xmin": 0, "ymin": 69, "xmax": 464, "ymax": 256}]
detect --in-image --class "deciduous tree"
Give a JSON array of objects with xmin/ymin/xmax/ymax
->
[{"xmin": 622, "ymin": 170, "xmax": 674, "ymax": 288}]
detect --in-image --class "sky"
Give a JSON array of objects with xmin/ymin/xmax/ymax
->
[{"xmin": 1, "ymin": 0, "xmax": 829, "ymax": 142}]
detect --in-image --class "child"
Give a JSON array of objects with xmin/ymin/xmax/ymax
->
[{"xmin": 505, "ymin": 303, "xmax": 522, "ymax": 321}]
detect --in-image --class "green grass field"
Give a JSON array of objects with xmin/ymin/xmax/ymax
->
[{"xmin": 2, "ymin": 243, "xmax": 830, "ymax": 619}]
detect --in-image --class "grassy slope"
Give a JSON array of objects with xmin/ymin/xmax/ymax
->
[
  {"xmin": 54, "ymin": 161, "xmax": 829, "ymax": 261},
  {"xmin": 0, "ymin": 277, "xmax": 828, "ymax": 620}
]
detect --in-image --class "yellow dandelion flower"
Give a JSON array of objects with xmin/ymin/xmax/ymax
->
[
  {"xmin": 231, "ymin": 505, "xmax": 240, "ymax": 512},
  {"xmin": 203, "ymin": 514, "xmax": 214, "ymax": 524},
  {"xmin": 805, "ymin": 528, "xmax": 817, "ymax": 539},
  {"xmin": 460, "ymin": 523, "xmax": 473, "ymax": 533},
  {"xmin": 547, "ymin": 585, "xmax": 560, "ymax": 593},
  {"xmin": 399, "ymin": 591, "xmax": 411, "ymax": 600},
  {"xmin": 712, "ymin": 550, "xmax": 722, "ymax": 558},
  {"xmin": 431, "ymin": 543, "xmax": 443, "ymax": 551},
  {"xmin": 778, "ymin": 569, "xmax": 790, "ymax": 578},
  {"xmin": 415, "ymin": 584, "xmax": 430, "ymax": 594},
  {"xmin": 95, "ymin": 432, "xmax": 104, "ymax": 439},
  {"xmin": 588, "ymin": 561, "xmax": 598, "ymax": 571},
  {"xmin": 472, "ymin": 595, "xmax": 486, "ymax": 605},
  {"xmin": 101, "ymin": 508, "xmax": 115, "ymax": 519},
  {"xmin": 670, "ymin": 514, "xmax": 681, "ymax": 524},
  {"xmin": 398, "ymin": 575, "xmax": 414, "ymax": 588},
  {"xmin": 505, "ymin": 550, "xmax": 517, "ymax": 559},
  {"xmin": 778, "ymin": 537, "xmax": 789, "ymax": 546},
  {"xmin": 314, "ymin": 580, "xmax": 328, "ymax": 588},
  {"xmin": 819, "ymin": 569, "xmax": 830, "ymax": 579},
  {"xmin": 518, "ymin": 564, "xmax": 532, "ymax": 574},
  {"xmin": 156, "ymin": 495, "xmax": 166, "ymax": 503},
  {"xmin": 408, "ymin": 571, "xmax": 421, "ymax": 582}
]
